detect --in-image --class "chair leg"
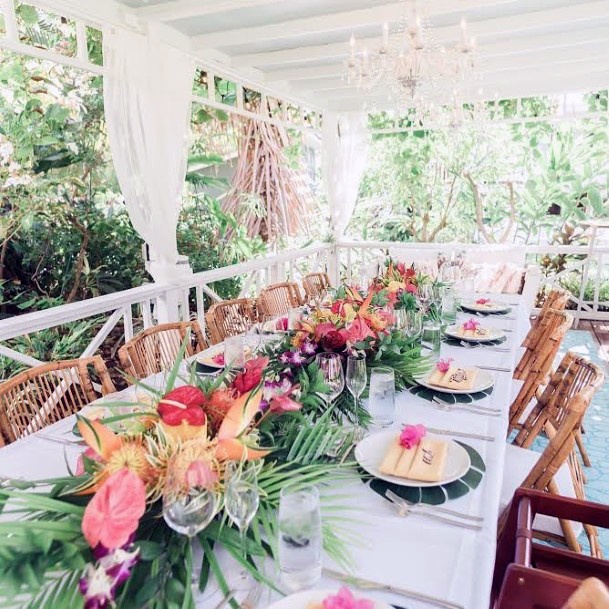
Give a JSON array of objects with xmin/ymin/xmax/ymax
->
[{"xmin": 575, "ymin": 429, "xmax": 592, "ymax": 468}]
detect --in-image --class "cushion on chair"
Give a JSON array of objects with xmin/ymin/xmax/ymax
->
[{"xmin": 500, "ymin": 444, "xmax": 582, "ymax": 539}]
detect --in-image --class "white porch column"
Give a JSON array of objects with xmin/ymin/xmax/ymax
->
[
  {"xmin": 102, "ymin": 26, "xmax": 195, "ymax": 321},
  {"xmin": 322, "ymin": 111, "xmax": 370, "ymax": 244}
]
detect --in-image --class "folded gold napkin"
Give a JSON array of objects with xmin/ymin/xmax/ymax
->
[
  {"xmin": 408, "ymin": 438, "xmax": 448, "ymax": 482},
  {"xmin": 456, "ymin": 326, "xmax": 491, "ymax": 339},
  {"xmin": 474, "ymin": 300, "xmax": 496, "ymax": 309},
  {"xmin": 428, "ymin": 367, "xmax": 479, "ymax": 390},
  {"xmin": 379, "ymin": 436, "xmax": 448, "ymax": 482}
]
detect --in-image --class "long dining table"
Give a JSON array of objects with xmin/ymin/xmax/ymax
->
[{"xmin": 0, "ymin": 293, "xmax": 530, "ymax": 609}]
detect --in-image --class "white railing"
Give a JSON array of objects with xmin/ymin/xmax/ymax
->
[{"xmin": 1, "ymin": 239, "xmax": 608, "ymax": 375}]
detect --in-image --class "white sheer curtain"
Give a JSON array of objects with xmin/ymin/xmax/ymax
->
[
  {"xmin": 103, "ymin": 27, "xmax": 195, "ymax": 282},
  {"xmin": 322, "ymin": 111, "xmax": 370, "ymax": 240}
]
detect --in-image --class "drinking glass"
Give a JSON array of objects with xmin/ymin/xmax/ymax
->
[
  {"xmin": 315, "ymin": 353, "xmax": 345, "ymax": 406},
  {"xmin": 288, "ymin": 307, "xmax": 303, "ymax": 331},
  {"xmin": 421, "ymin": 320, "xmax": 441, "ymax": 359},
  {"xmin": 404, "ymin": 310, "xmax": 423, "ymax": 341},
  {"xmin": 278, "ymin": 485, "xmax": 322, "ymax": 592},
  {"xmin": 224, "ymin": 335, "xmax": 245, "ymax": 368},
  {"xmin": 162, "ymin": 460, "xmax": 220, "ymax": 538},
  {"xmin": 441, "ymin": 291, "xmax": 458, "ymax": 325},
  {"xmin": 346, "ymin": 355, "xmax": 367, "ymax": 428},
  {"xmin": 368, "ymin": 367, "xmax": 395, "ymax": 427},
  {"xmin": 417, "ymin": 283, "xmax": 433, "ymax": 313},
  {"xmin": 224, "ymin": 461, "xmax": 260, "ymax": 556},
  {"xmin": 394, "ymin": 308, "xmax": 408, "ymax": 331}
]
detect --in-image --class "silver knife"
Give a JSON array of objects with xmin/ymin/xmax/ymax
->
[
  {"xmin": 476, "ymin": 365, "xmax": 511, "ymax": 372},
  {"xmin": 426, "ymin": 426, "xmax": 495, "ymax": 442},
  {"xmin": 323, "ymin": 569, "xmax": 464, "ymax": 609}
]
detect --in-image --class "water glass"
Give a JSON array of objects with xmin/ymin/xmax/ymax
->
[
  {"xmin": 441, "ymin": 291, "xmax": 458, "ymax": 325},
  {"xmin": 278, "ymin": 485, "xmax": 322, "ymax": 591},
  {"xmin": 224, "ymin": 335, "xmax": 245, "ymax": 368},
  {"xmin": 288, "ymin": 307, "xmax": 303, "ymax": 330},
  {"xmin": 394, "ymin": 308, "xmax": 408, "ymax": 331},
  {"xmin": 421, "ymin": 320, "xmax": 441, "ymax": 359},
  {"xmin": 368, "ymin": 367, "xmax": 395, "ymax": 427},
  {"xmin": 346, "ymin": 355, "xmax": 367, "ymax": 426},
  {"xmin": 315, "ymin": 353, "xmax": 345, "ymax": 406},
  {"xmin": 417, "ymin": 283, "xmax": 433, "ymax": 313}
]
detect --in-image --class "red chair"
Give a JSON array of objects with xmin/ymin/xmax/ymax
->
[{"xmin": 492, "ymin": 488, "xmax": 609, "ymax": 609}]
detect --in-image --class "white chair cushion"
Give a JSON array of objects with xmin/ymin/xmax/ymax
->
[{"xmin": 500, "ymin": 444, "xmax": 582, "ymax": 539}]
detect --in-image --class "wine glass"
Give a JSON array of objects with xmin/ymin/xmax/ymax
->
[
  {"xmin": 315, "ymin": 353, "xmax": 345, "ymax": 407},
  {"xmin": 346, "ymin": 355, "xmax": 367, "ymax": 433},
  {"xmin": 224, "ymin": 461, "xmax": 260, "ymax": 557},
  {"xmin": 418, "ymin": 283, "xmax": 433, "ymax": 314},
  {"xmin": 404, "ymin": 310, "xmax": 423, "ymax": 341},
  {"xmin": 162, "ymin": 458, "xmax": 220, "ymax": 538}
]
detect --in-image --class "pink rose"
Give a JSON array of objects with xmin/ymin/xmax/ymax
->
[
  {"xmin": 436, "ymin": 358, "xmax": 453, "ymax": 373},
  {"xmin": 322, "ymin": 587, "xmax": 374, "ymax": 609},
  {"xmin": 400, "ymin": 424, "xmax": 427, "ymax": 449},
  {"xmin": 82, "ymin": 468, "xmax": 146, "ymax": 550},
  {"xmin": 462, "ymin": 318, "xmax": 480, "ymax": 331}
]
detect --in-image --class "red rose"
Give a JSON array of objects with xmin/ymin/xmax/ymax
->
[
  {"xmin": 158, "ymin": 385, "xmax": 207, "ymax": 426},
  {"xmin": 321, "ymin": 330, "xmax": 347, "ymax": 352},
  {"xmin": 233, "ymin": 356, "xmax": 269, "ymax": 394}
]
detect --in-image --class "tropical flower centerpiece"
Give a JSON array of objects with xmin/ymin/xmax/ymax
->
[
  {"xmin": 0, "ymin": 345, "xmax": 356, "ymax": 609},
  {"xmin": 368, "ymin": 258, "xmax": 430, "ymax": 311}
]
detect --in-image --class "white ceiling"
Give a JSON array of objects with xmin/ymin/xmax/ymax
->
[{"xmin": 30, "ymin": 0, "xmax": 609, "ymax": 112}]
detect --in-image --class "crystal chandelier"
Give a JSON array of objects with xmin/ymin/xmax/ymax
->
[{"xmin": 345, "ymin": 0, "xmax": 478, "ymax": 109}]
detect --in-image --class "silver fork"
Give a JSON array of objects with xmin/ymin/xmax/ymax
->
[
  {"xmin": 386, "ymin": 490, "xmax": 484, "ymax": 522},
  {"xmin": 241, "ymin": 583, "xmax": 263, "ymax": 609},
  {"xmin": 385, "ymin": 491, "xmax": 482, "ymax": 530},
  {"xmin": 432, "ymin": 396, "xmax": 501, "ymax": 417},
  {"xmin": 459, "ymin": 340, "xmax": 510, "ymax": 352}
]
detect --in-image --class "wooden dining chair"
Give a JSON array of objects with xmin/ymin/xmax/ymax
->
[
  {"xmin": 0, "ymin": 357, "xmax": 116, "ymax": 444},
  {"xmin": 511, "ymin": 351, "xmax": 604, "ymax": 466},
  {"xmin": 519, "ymin": 288, "xmax": 569, "ymax": 360},
  {"xmin": 500, "ymin": 386, "xmax": 600, "ymax": 556},
  {"xmin": 302, "ymin": 272, "xmax": 331, "ymax": 302},
  {"xmin": 509, "ymin": 310, "xmax": 573, "ymax": 430},
  {"xmin": 257, "ymin": 282, "xmax": 303, "ymax": 317},
  {"xmin": 118, "ymin": 321, "xmax": 208, "ymax": 381},
  {"xmin": 205, "ymin": 298, "xmax": 259, "ymax": 345},
  {"xmin": 493, "ymin": 488, "xmax": 609, "ymax": 609}
]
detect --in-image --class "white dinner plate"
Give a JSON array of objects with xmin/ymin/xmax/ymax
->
[
  {"xmin": 445, "ymin": 324, "xmax": 506, "ymax": 343},
  {"xmin": 415, "ymin": 368, "xmax": 494, "ymax": 394},
  {"xmin": 267, "ymin": 589, "xmax": 393, "ymax": 609},
  {"xmin": 461, "ymin": 301, "xmax": 511, "ymax": 314},
  {"xmin": 355, "ymin": 430, "xmax": 471, "ymax": 488},
  {"xmin": 195, "ymin": 345, "xmax": 225, "ymax": 368}
]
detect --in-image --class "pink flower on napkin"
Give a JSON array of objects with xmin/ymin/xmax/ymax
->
[
  {"xmin": 400, "ymin": 424, "xmax": 427, "ymax": 449},
  {"xmin": 212, "ymin": 353, "xmax": 225, "ymax": 366},
  {"xmin": 462, "ymin": 318, "xmax": 480, "ymax": 331},
  {"xmin": 476, "ymin": 298, "xmax": 491, "ymax": 305},
  {"xmin": 322, "ymin": 587, "xmax": 374, "ymax": 609},
  {"xmin": 436, "ymin": 358, "xmax": 453, "ymax": 373}
]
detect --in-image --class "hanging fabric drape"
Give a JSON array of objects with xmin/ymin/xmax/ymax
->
[
  {"xmin": 322, "ymin": 111, "xmax": 370, "ymax": 240},
  {"xmin": 102, "ymin": 27, "xmax": 195, "ymax": 282}
]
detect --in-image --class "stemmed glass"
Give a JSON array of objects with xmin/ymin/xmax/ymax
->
[
  {"xmin": 404, "ymin": 310, "xmax": 423, "ymax": 341},
  {"xmin": 417, "ymin": 283, "xmax": 433, "ymax": 314},
  {"xmin": 162, "ymin": 459, "xmax": 221, "ymax": 538},
  {"xmin": 224, "ymin": 460, "xmax": 260, "ymax": 556},
  {"xmin": 315, "ymin": 353, "xmax": 345, "ymax": 407},
  {"xmin": 346, "ymin": 355, "xmax": 367, "ymax": 431}
]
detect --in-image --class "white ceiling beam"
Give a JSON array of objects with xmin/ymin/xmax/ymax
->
[
  {"xmin": 135, "ymin": 0, "xmax": 281, "ymax": 22},
  {"xmin": 232, "ymin": 1, "xmax": 609, "ymax": 67},
  {"xmin": 193, "ymin": 0, "xmax": 518, "ymax": 50},
  {"xmin": 290, "ymin": 42, "xmax": 609, "ymax": 94}
]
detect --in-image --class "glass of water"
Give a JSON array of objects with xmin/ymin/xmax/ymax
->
[
  {"xmin": 224, "ymin": 335, "xmax": 245, "ymax": 368},
  {"xmin": 422, "ymin": 320, "xmax": 442, "ymax": 359},
  {"xmin": 441, "ymin": 291, "xmax": 458, "ymax": 325},
  {"xmin": 368, "ymin": 367, "xmax": 395, "ymax": 427},
  {"xmin": 278, "ymin": 485, "xmax": 322, "ymax": 592},
  {"xmin": 404, "ymin": 310, "xmax": 423, "ymax": 341}
]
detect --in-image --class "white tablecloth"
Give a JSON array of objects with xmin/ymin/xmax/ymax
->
[{"xmin": 0, "ymin": 294, "xmax": 529, "ymax": 609}]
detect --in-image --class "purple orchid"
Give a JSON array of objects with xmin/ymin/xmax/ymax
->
[
  {"xmin": 287, "ymin": 350, "xmax": 307, "ymax": 366},
  {"xmin": 300, "ymin": 340, "xmax": 317, "ymax": 356}
]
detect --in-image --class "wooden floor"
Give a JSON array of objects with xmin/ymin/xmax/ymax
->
[{"xmin": 579, "ymin": 321, "xmax": 609, "ymax": 364}]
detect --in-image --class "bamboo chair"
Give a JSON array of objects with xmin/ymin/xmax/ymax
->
[
  {"xmin": 509, "ymin": 309, "xmax": 573, "ymax": 429},
  {"xmin": 118, "ymin": 321, "xmax": 207, "ymax": 381},
  {"xmin": 512, "ymin": 351, "xmax": 604, "ymax": 466},
  {"xmin": 517, "ymin": 288, "xmax": 569, "ymax": 373},
  {"xmin": 257, "ymin": 282, "xmax": 303, "ymax": 317},
  {"xmin": 302, "ymin": 272, "xmax": 331, "ymax": 302},
  {"xmin": 0, "ymin": 357, "xmax": 116, "ymax": 445},
  {"xmin": 500, "ymin": 386, "xmax": 599, "ymax": 556},
  {"xmin": 205, "ymin": 298, "xmax": 259, "ymax": 345}
]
